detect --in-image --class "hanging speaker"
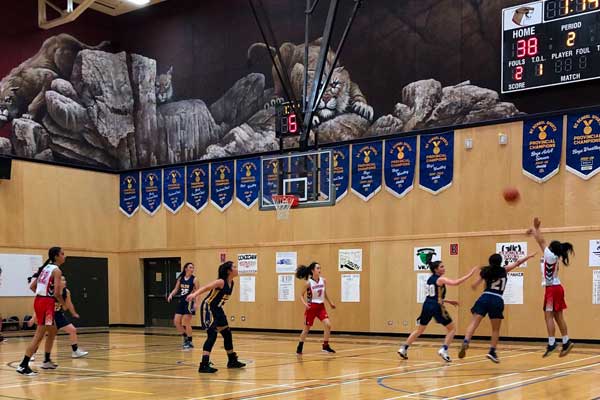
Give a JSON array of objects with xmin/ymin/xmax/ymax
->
[{"xmin": 0, "ymin": 157, "xmax": 12, "ymax": 180}]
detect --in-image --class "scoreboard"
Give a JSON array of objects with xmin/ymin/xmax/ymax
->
[
  {"xmin": 275, "ymin": 100, "xmax": 302, "ymax": 137},
  {"xmin": 502, "ymin": 0, "xmax": 600, "ymax": 93}
]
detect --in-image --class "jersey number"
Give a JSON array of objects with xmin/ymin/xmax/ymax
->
[
  {"xmin": 490, "ymin": 277, "xmax": 507, "ymax": 292},
  {"xmin": 38, "ymin": 270, "xmax": 50, "ymax": 284},
  {"xmin": 316, "ymin": 289, "xmax": 323, "ymax": 297},
  {"xmin": 426, "ymin": 284, "xmax": 436, "ymax": 297}
]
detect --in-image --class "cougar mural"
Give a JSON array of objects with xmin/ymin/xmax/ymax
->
[
  {"xmin": 247, "ymin": 38, "xmax": 374, "ymax": 125},
  {"xmin": 0, "ymin": 34, "xmax": 110, "ymax": 126}
]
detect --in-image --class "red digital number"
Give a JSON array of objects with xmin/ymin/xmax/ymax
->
[
  {"xmin": 288, "ymin": 114, "xmax": 298, "ymax": 134},
  {"xmin": 514, "ymin": 66, "xmax": 524, "ymax": 81},
  {"xmin": 516, "ymin": 37, "xmax": 538, "ymax": 58}
]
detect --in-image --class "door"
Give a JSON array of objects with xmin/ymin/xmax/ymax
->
[
  {"xmin": 60, "ymin": 257, "xmax": 109, "ymax": 327},
  {"xmin": 144, "ymin": 258, "xmax": 181, "ymax": 327}
]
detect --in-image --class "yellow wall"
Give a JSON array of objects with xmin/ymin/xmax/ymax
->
[{"xmin": 3, "ymin": 119, "xmax": 600, "ymax": 340}]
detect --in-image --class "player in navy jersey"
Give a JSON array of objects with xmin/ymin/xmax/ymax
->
[
  {"xmin": 295, "ymin": 262, "xmax": 336, "ymax": 355},
  {"xmin": 168, "ymin": 262, "xmax": 198, "ymax": 349},
  {"xmin": 527, "ymin": 217, "xmax": 575, "ymax": 357},
  {"xmin": 53, "ymin": 276, "xmax": 88, "ymax": 358},
  {"xmin": 459, "ymin": 253, "xmax": 535, "ymax": 363},
  {"xmin": 398, "ymin": 261, "xmax": 478, "ymax": 362},
  {"xmin": 186, "ymin": 261, "xmax": 245, "ymax": 373}
]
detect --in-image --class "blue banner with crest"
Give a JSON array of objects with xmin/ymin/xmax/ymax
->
[
  {"xmin": 211, "ymin": 161, "xmax": 234, "ymax": 212},
  {"xmin": 261, "ymin": 158, "xmax": 289, "ymax": 206},
  {"xmin": 566, "ymin": 111, "xmax": 600, "ymax": 180},
  {"xmin": 384, "ymin": 137, "xmax": 417, "ymax": 198},
  {"xmin": 236, "ymin": 158, "xmax": 260, "ymax": 209},
  {"xmin": 119, "ymin": 172, "xmax": 140, "ymax": 217},
  {"xmin": 186, "ymin": 164, "xmax": 209, "ymax": 213},
  {"xmin": 163, "ymin": 167, "xmax": 185, "ymax": 214},
  {"xmin": 351, "ymin": 141, "xmax": 383, "ymax": 201},
  {"xmin": 419, "ymin": 132, "xmax": 454, "ymax": 195},
  {"xmin": 141, "ymin": 169, "xmax": 162, "ymax": 215},
  {"xmin": 522, "ymin": 116, "xmax": 563, "ymax": 183},
  {"xmin": 320, "ymin": 145, "xmax": 350, "ymax": 202}
]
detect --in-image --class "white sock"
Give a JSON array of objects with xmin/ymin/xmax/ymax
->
[
  {"xmin": 548, "ymin": 337, "xmax": 556, "ymax": 346},
  {"xmin": 562, "ymin": 336, "xmax": 569, "ymax": 344}
]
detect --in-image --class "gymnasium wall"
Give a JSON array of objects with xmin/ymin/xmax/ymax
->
[{"xmin": 115, "ymin": 119, "xmax": 600, "ymax": 341}]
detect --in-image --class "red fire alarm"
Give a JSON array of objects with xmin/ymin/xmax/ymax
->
[
  {"xmin": 450, "ymin": 244, "xmax": 459, "ymax": 256},
  {"xmin": 220, "ymin": 252, "xmax": 226, "ymax": 262}
]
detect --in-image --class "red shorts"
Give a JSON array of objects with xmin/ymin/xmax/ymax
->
[
  {"xmin": 305, "ymin": 303, "xmax": 328, "ymax": 326},
  {"xmin": 34, "ymin": 296, "xmax": 56, "ymax": 326},
  {"xmin": 544, "ymin": 285, "xmax": 567, "ymax": 312}
]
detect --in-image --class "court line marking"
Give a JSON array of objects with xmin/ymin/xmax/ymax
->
[
  {"xmin": 383, "ymin": 354, "xmax": 600, "ymax": 399},
  {"xmin": 190, "ymin": 350, "xmax": 534, "ymax": 400},
  {"xmin": 449, "ymin": 360, "xmax": 600, "ymax": 400},
  {"xmin": 92, "ymin": 387, "xmax": 155, "ymax": 395}
]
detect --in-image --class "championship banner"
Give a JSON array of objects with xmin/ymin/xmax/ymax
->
[
  {"xmin": 119, "ymin": 172, "xmax": 140, "ymax": 217},
  {"xmin": 141, "ymin": 169, "xmax": 162, "ymax": 215},
  {"xmin": 522, "ymin": 116, "xmax": 563, "ymax": 183},
  {"xmin": 351, "ymin": 141, "xmax": 383, "ymax": 201},
  {"xmin": 186, "ymin": 164, "xmax": 209, "ymax": 213},
  {"xmin": 320, "ymin": 145, "xmax": 350, "ymax": 202},
  {"xmin": 262, "ymin": 158, "xmax": 288, "ymax": 205},
  {"xmin": 163, "ymin": 167, "xmax": 185, "ymax": 214},
  {"xmin": 211, "ymin": 161, "xmax": 234, "ymax": 212},
  {"xmin": 236, "ymin": 158, "xmax": 260, "ymax": 209},
  {"xmin": 566, "ymin": 111, "xmax": 600, "ymax": 180},
  {"xmin": 419, "ymin": 132, "xmax": 454, "ymax": 195},
  {"xmin": 384, "ymin": 136, "xmax": 417, "ymax": 198},
  {"xmin": 290, "ymin": 154, "xmax": 316, "ymax": 197}
]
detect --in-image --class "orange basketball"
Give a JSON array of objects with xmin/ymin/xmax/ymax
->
[{"xmin": 502, "ymin": 186, "xmax": 520, "ymax": 203}]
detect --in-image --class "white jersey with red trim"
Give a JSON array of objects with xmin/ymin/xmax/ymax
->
[
  {"xmin": 307, "ymin": 277, "xmax": 325, "ymax": 304},
  {"xmin": 540, "ymin": 247, "xmax": 560, "ymax": 286},
  {"xmin": 35, "ymin": 264, "xmax": 58, "ymax": 297}
]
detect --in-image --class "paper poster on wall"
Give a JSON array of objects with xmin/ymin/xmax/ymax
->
[
  {"xmin": 593, "ymin": 270, "xmax": 600, "ymax": 305},
  {"xmin": 238, "ymin": 253, "xmax": 258, "ymax": 274},
  {"xmin": 338, "ymin": 249, "xmax": 363, "ymax": 272},
  {"xmin": 0, "ymin": 254, "xmax": 44, "ymax": 297},
  {"xmin": 276, "ymin": 252, "xmax": 297, "ymax": 274},
  {"xmin": 414, "ymin": 246, "xmax": 441, "ymax": 271},
  {"xmin": 239, "ymin": 276, "xmax": 255, "ymax": 302},
  {"xmin": 416, "ymin": 273, "xmax": 430, "ymax": 304},
  {"xmin": 341, "ymin": 274, "xmax": 360, "ymax": 302},
  {"xmin": 496, "ymin": 242, "xmax": 528, "ymax": 267},
  {"xmin": 589, "ymin": 240, "xmax": 600, "ymax": 267},
  {"xmin": 278, "ymin": 274, "xmax": 295, "ymax": 302},
  {"xmin": 504, "ymin": 272, "xmax": 524, "ymax": 305}
]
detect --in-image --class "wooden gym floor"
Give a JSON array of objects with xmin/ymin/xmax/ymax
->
[{"xmin": 1, "ymin": 329, "xmax": 599, "ymax": 399}]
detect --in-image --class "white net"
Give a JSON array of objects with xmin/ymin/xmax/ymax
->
[{"xmin": 272, "ymin": 195, "xmax": 296, "ymax": 220}]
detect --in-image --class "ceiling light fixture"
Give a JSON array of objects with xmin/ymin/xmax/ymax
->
[{"xmin": 127, "ymin": 0, "xmax": 151, "ymax": 5}]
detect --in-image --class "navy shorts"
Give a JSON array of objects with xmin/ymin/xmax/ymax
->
[
  {"xmin": 471, "ymin": 293, "xmax": 504, "ymax": 319},
  {"xmin": 175, "ymin": 300, "xmax": 195, "ymax": 316},
  {"xmin": 54, "ymin": 311, "xmax": 71, "ymax": 329},
  {"xmin": 417, "ymin": 301, "xmax": 452, "ymax": 326},
  {"xmin": 201, "ymin": 306, "xmax": 227, "ymax": 330}
]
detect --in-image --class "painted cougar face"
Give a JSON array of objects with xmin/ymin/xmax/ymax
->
[
  {"xmin": 0, "ymin": 86, "xmax": 20, "ymax": 127},
  {"xmin": 306, "ymin": 67, "xmax": 350, "ymax": 122}
]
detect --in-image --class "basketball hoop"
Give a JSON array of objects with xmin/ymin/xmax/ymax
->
[{"xmin": 272, "ymin": 194, "xmax": 298, "ymax": 220}]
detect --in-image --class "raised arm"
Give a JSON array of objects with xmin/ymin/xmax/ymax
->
[
  {"xmin": 438, "ymin": 266, "xmax": 479, "ymax": 286},
  {"xmin": 186, "ymin": 279, "xmax": 224, "ymax": 302},
  {"xmin": 505, "ymin": 253, "xmax": 536, "ymax": 273},
  {"xmin": 167, "ymin": 279, "xmax": 181, "ymax": 302},
  {"xmin": 526, "ymin": 217, "xmax": 546, "ymax": 252}
]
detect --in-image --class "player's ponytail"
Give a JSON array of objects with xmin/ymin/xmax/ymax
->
[
  {"xmin": 30, "ymin": 246, "xmax": 62, "ymax": 282},
  {"xmin": 178, "ymin": 262, "xmax": 194, "ymax": 282},
  {"xmin": 428, "ymin": 261, "xmax": 442, "ymax": 273},
  {"xmin": 218, "ymin": 261, "xmax": 233, "ymax": 280},
  {"xmin": 295, "ymin": 262, "xmax": 318, "ymax": 280},
  {"xmin": 549, "ymin": 240, "xmax": 574, "ymax": 266}
]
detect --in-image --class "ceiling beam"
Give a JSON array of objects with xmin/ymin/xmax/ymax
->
[{"xmin": 38, "ymin": 0, "xmax": 96, "ymax": 30}]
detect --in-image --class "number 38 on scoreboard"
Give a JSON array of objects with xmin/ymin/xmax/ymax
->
[{"xmin": 501, "ymin": 0, "xmax": 600, "ymax": 93}]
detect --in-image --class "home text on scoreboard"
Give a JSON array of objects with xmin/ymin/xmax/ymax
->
[{"xmin": 502, "ymin": 0, "xmax": 600, "ymax": 93}]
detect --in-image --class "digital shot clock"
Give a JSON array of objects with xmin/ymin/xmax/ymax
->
[
  {"xmin": 275, "ymin": 100, "xmax": 303, "ymax": 137},
  {"xmin": 501, "ymin": 0, "xmax": 600, "ymax": 93}
]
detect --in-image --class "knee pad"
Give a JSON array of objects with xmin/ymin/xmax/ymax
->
[
  {"xmin": 203, "ymin": 329, "xmax": 218, "ymax": 352},
  {"xmin": 220, "ymin": 327, "xmax": 233, "ymax": 351}
]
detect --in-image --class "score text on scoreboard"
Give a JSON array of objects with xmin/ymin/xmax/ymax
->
[
  {"xmin": 501, "ymin": 0, "xmax": 600, "ymax": 93},
  {"xmin": 275, "ymin": 100, "xmax": 302, "ymax": 137}
]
